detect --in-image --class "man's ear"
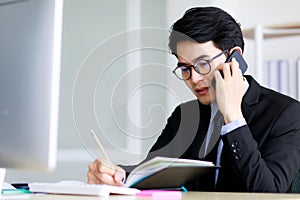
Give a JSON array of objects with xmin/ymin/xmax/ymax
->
[{"xmin": 229, "ymin": 46, "xmax": 243, "ymax": 55}]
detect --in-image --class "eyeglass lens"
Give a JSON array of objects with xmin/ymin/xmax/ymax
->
[
  {"xmin": 173, "ymin": 51, "xmax": 226, "ymax": 80},
  {"xmin": 174, "ymin": 59, "xmax": 210, "ymax": 80}
]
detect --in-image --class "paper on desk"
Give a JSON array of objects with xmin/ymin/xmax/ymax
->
[{"xmin": 2, "ymin": 182, "xmax": 16, "ymax": 190}]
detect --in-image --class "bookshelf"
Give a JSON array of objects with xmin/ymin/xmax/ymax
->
[{"xmin": 243, "ymin": 23, "xmax": 300, "ymax": 98}]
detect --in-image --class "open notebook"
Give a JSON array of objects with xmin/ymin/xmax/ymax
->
[
  {"xmin": 29, "ymin": 181, "xmax": 140, "ymax": 197},
  {"xmin": 125, "ymin": 156, "xmax": 218, "ymax": 189}
]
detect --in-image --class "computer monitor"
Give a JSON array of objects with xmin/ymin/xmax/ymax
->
[{"xmin": 0, "ymin": 0, "xmax": 63, "ymax": 172}]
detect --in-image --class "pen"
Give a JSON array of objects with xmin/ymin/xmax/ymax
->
[{"xmin": 90, "ymin": 129, "xmax": 111, "ymax": 163}]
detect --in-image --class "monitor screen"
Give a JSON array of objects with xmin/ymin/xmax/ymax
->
[{"xmin": 0, "ymin": 0, "xmax": 63, "ymax": 172}]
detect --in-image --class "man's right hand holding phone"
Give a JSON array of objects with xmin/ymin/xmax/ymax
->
[{"xmin": 214, "ymin": 57, "xmax": 245, "ymax": 124}]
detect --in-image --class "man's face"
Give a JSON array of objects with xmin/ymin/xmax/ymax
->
[{"xmin": 176, "ymin": 40, "xmax": 226, "ymax": 105}]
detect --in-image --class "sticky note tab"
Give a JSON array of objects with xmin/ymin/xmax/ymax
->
[{"xmin": 136, "ymin": 190, "xmax": 182, "ymax": 200}]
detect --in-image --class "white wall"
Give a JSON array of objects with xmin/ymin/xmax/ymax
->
[
  {"xmin": 234, "ymin": 0, "xmax": 300, "ymax": 96},
  {"xmin": 5, "ymin": 0, "xmax": 300, "ymax": 183}
]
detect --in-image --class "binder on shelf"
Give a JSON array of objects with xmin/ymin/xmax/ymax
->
[
  {"xmin": 267, "ymin": 60, "xmax": 279, "ymax": 92},
  {"xmin": 277, "ymin": 59, "xmax": 290, "ymax": 96},
  {"xmin": 287, "ymin": 59, "xmax": 297, "ymax": 99}
]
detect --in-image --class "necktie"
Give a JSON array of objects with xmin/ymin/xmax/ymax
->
[
  {"xmin": 198, "ymin": 109, "xmax": 224, "ymax": 159},
  {"xmin": 213, "ymin": 111, "xmax": 224, "ymax": 186},
  {"xmin": 198, "ymin": 107, "xmax": 224, "ymax": 186}
]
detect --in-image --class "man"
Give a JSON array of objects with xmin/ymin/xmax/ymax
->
[{"xmin": 87, "ymin": 7, "xmax": 300, "ymax": 192}]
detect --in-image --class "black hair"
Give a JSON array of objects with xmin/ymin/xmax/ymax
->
[{"xmin": 168, "ymin": 7, "xmax": 244, "ymax": 56}]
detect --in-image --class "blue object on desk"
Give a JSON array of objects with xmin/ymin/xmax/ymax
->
[{"xmin": 2, "ymin": 189, "xmax": 31, "ymax": 194}]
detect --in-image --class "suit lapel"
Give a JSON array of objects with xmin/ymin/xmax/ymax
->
[{"xmin": 242, "ymin": 75, "xmax": 261, "ymax": 123}]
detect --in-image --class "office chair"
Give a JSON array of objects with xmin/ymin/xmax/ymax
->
[{"xmin": 288, "ymin": 169, "xmax": 300, "ymax": 193}]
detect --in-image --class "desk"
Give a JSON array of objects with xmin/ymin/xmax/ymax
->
[{"xmin": 1, "ymin": 192, "xmax": 300, "ymax": 200}]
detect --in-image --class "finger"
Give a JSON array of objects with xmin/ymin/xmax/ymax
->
[
  {"xmin": 95, "ymin": 159, "xmax": 116, "ymax": 176},
  {"xmin": 87, "ymin": 159, "xmax": 115, "ymax": 184},
  {"xmin": 93, "ymin": 169, "xmax": 125, "ymax": 186},
  {"xmin": 94, "ymin": 173, "xmax": 117, "ymax": 185},
  {"xmin": 213, "ymin": 69, "xmax": 223, "ymax": 86},
  {"xmin": 87, "ymin": 164, "xmax": 105, "ymax": 184},
  {"xmin": 113, "ymin": 166, "xmax": 126, "ymax": 184},
  {"xmin": 88, "ymin": 165, "xmax": 121, "ymax": 185},
  {"xmin": 230, "ymin": 58, "xmax": 242, "ymax": 76},
  {"xmin": 216, "ymin": 62, "xmax": 231, "ymax": 79},
  {"xmin": 88, "ymin": 159, "xmax": 126, "ymax": 186},
  {"xmin": 222, "ymin": 63, "xmax": 231, "ymax": 78},
  {"xmin": 87, "ymin": 161, "xmax": 103, "ymax": 184},
  {"xmin": 87, "ymin": 172, "xmax": 103, "ymax": 184}
]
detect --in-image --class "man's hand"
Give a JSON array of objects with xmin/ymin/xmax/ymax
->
[
  {"xmin": 87, "ymin": 158, "xmax": 126, "ymax": 186},
  {"xmin": 213, "ymin": 58, "xmax": 245, "ymax": 124}
]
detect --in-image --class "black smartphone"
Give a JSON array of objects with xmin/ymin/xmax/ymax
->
[
  {"xmin": 212, "ymin": 49, "xmax": 248, "ymax": 88},
  {"xmin": 224, "ymin": 49, "xmax": 248, "ymax": 74}
]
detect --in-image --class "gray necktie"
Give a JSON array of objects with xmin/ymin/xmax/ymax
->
[
  {"xmin": 198, "ymin": 110, "xmax": 224, "ymax": 159},
  {"xmin": 198, "ymin": 109, "xmax": 224, "ymax": 186},
  {"xmin": 214, "ymin": 111, "xmax": 224, "ymax": 186}
]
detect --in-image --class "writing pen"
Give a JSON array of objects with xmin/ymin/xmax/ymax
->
[{"xmin": 90, "ymin": 129, "xmax": 111, "ymax": 163}]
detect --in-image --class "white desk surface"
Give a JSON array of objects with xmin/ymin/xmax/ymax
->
[{"xmin": 1, "ymin": 192, "xmax": 300, "ymax": 200}]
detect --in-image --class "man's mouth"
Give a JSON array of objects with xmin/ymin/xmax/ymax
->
[{"xmin": 195, "ymin": 87, "xmax": 209, "ymax": 95}]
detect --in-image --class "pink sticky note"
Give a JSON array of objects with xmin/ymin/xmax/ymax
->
[{"xmin": 136, "ymin": 190, "xmax": 182, "ymax": 200}]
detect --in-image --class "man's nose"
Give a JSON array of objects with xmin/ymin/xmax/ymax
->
[{"xmin": 189, "ymin": 67, "xmax": 204, "ymax": 83}]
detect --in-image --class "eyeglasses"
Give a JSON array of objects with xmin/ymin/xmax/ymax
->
[{"xmin": 172, "ymin": 50, "xmax": 228, "ymax": 80}]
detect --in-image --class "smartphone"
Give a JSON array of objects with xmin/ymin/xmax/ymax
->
[
  {"xmin": 225, "ymin": 49, "xmax": 248, "ymax": 74},
  {"xmin": 212, "ymin": 49, "xmax": 248, "ymax": 88}
]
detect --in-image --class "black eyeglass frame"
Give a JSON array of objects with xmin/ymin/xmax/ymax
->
[{"xmin": 172, "ymin": 50, "xmax": 229, "ymax": 80}]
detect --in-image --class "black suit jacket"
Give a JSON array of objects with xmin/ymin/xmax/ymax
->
[{"xmin": 145, "ymin": 75, "xmax": 300, "ymax": 192}]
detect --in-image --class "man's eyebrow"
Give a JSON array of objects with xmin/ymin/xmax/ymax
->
[
  {"xmin": 191, "ymin": 54, "xmax": 210, "ymax": 63},
  {"xmin": 177, "ymin": 54, "xmax": 210, "ymax": 67},
  {"xmin": 177, "ymin": 62, "xmax": 190, "ymax": 67}
]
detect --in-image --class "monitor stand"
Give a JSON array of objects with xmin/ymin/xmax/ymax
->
[{"xmin": 0, "ymin": 168, "xmax": 6, "ymax": 195}]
